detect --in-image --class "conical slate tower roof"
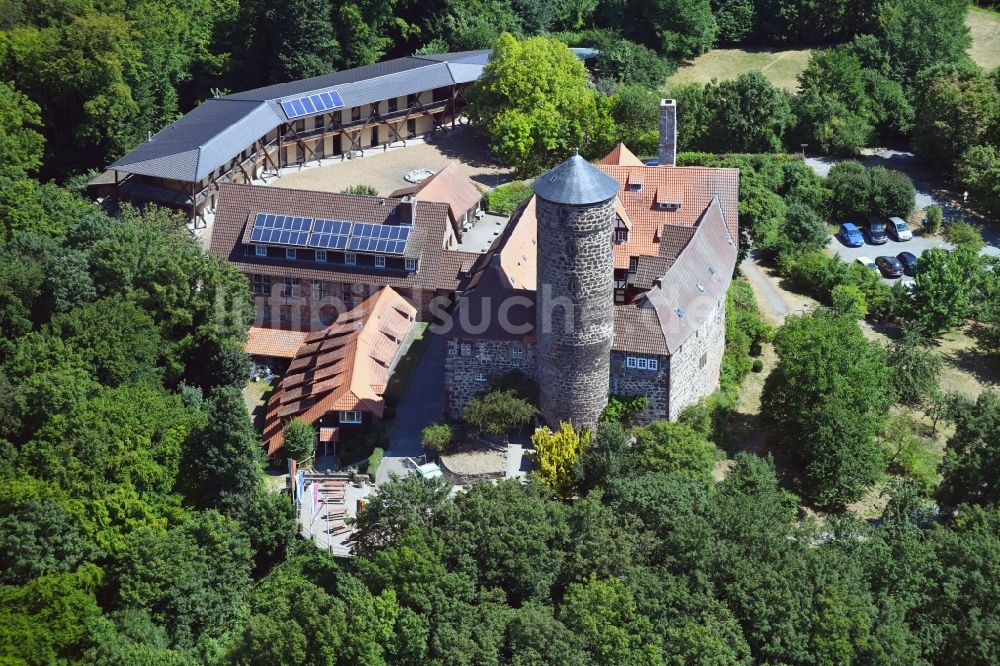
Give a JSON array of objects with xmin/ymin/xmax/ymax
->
[{"xmin": 532, "ymin": 154, "xmax": 620, "ymax": 205}]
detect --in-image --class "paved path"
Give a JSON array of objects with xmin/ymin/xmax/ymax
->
[
  {"xmin": 740, "ymin": 251, "xmax": 795, "ymax": 325},
  {"xmin": 376, "ymin": 333, "xmax": 446, "ymax": 484}
]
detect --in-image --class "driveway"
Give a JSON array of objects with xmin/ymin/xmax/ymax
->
[{"xmin": 376, "ymin": 332, "xmax": 446, "ymax": 484}]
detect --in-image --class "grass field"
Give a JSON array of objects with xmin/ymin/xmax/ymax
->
[
  {"xmin": 664, "ymin": 47, "xmax": 811, "ymax": 92},
  {"xmin": 968, "ymin": 6, "xmax": 1000, "ymax": 71},
  {"xmin": 664, "ymin": 8, "xmax": 1000, "ymax": 93}
]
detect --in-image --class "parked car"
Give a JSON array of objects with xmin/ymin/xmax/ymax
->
[
  {"xmin": 839, "ymin": 222, "xmax": 865, "ymax": 247},
  {"xmin": 887, "ymin": 216, "xmax": 912, "ymax": 241},
  {"xmin": 855, "ymin": 256, "xmax": 878, "ymax": 274},
  {"xmin": 866, "ymin": 216, "xmax": 888, "ymax": 244},
  {"xmin": 643, "ymin": 158, "xmax": 659, "ymax": 166},
  {"xmin": 897, "ymin": 251, "xmax": 918, "ymax": 276},
  {"xmin": 875, "ymin": 255, "xmax": 904, "ymax": 278}
]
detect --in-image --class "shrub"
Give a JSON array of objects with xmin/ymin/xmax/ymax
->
[
  {"xmin": 943, "ymin": 218, "xmax": 985, "ymax": 251},
  {"xmin": 487, "ymin": 370, "xmax": 539, "ymax": 403},
  {"xmin": 484, "ymin": 181, "xmax": 532, "ymax": 215},
  {"xmin": 462, "ymin": 389, "xmax": 538, "ymax": 439},
  {"xmin": 421, "ymin": 422, "xmax": 454, "ymax": 453},
  {"xmin": 751, "ymin": 359, "xmax": 764, "ymax": 373},
  {"xmin": 600, "ymin": 394, "xmax": 648, "ymax": 425},
  {"xmin": 868, "ymin": 166, "xmax": 916, "ymax": 219},
  {"xmin": 530, "ymin": 422, "xmax": 590, "ymax": 498},
  {"xmin": 366, "ymin": 447, "xmax": 384, "ymax": 476},
  {"xmin": 282, "ymin": 418, "xmax": 316, "ymax": 464},
  {"xmin": 925, "ymin": 204, "xmax": 943, "ymax": 235},
  {"xmin": 340, "ymin": 184, "xmax": 379, "ymax": 196},
  {"xmin": 831, "ymin": 283, "xmax": 868, "ymax": 319}
]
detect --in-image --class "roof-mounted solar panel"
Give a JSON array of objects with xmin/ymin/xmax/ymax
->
[
  {"xmin": 281, "ymin": 90, "xmax": 345, "ymax": 119},
  {"xmin": 348, "ymin": 221, "xmax": 410, "ymax": 255},
  {"xmin": 250, "ymin": 212, "xmax": 313, "ymax": 246}
]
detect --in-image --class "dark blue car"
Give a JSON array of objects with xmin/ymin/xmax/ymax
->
[
  {"xmin": 839, "ymin": 222, "xmax": 864, "ymax": 248},
  {"xmin": 897, "ymin": 251, "xmax": 918, "ymax": 276}
]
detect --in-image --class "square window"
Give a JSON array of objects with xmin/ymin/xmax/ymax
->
[
  {"xmin": 512, "ymin": 346, "xmax": 523, "ymax": 359},
  {"xmin": 405, "ymin": 258, "xmax": 417, "ymax": 272},
  {"xmin": 315, "ymin": 250, "xmax": 327, "ymax": 262},
  {"xmin": 474, "ymin": 372, "xmax": 487, "ymax": 382},
  {"xmin": 282, "ymin": 277, "xmax": 300, "ymax": 298},
  {"xmin": 255, "ymin": 245, "xmax": 267, "ymax": 257},
  {"xmin": 374, "ymin": 255, "xmax": 385, "ymax": 268},
  {"xmin": 615, "ymin": 230, "xmax": 628, "ymax": 243},
  {"xmin": 286, "ymin": 248, "xmax": 297, "ymax": 260},
  {"xmin": 345, "ymin": 252, "xmax": 356, "ymax": 266},
  {"xmin": 251, "ymin": 274, "xmax": 270, "ymax": 296},
  {"xmin": 460, "ymin": 343, "xmax": 471, "ymax": 357},
  {"xmin": 626, "ymin": 357, "xmax": 637, "ymax": 368}
]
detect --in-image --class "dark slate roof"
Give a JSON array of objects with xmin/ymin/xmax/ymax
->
[
  {"xmin": 613, "ymin": 196, "xmax": 738, "ymax": 355},
  {"xmin": 533, "ymin": 155, "xmax": 621, "ymax": 205},
  {"xmin": 109, "ymin": 51, "xmax": 490, "ymax": 183},
  {"xmin": 209, "ymin": 183, "xmax": 458, "ymax": 293}
]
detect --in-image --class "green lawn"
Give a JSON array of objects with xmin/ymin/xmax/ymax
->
[
  {"xmin": 664, "ymin": 47, "xmax": 812, "ymax": 92},
  {"xmin": 969, "ymin": 6, "xmax": 1000, "ymax": 71},
  {"xmin": 664, "ymin": 8, "xmax": 1000, "ymax": 94}
]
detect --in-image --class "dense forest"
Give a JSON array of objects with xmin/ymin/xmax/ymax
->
[{"xmin": 2, "ymin": 0, "xmax": 1000, "ymax": 664}]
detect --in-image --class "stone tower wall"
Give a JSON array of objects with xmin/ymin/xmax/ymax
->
[{"xmin": 535, "ymin": 196, "xmax": 616, "ymax": 430}]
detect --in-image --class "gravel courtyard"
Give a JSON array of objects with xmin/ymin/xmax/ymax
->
[{"xmin": 270, "ymin": 125, "xmax": 515, "ymax": 197}]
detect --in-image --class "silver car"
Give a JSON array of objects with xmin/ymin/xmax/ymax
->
[{"xmin": 888, "ymin": 216, "xmax": 912, "ymax": 241}]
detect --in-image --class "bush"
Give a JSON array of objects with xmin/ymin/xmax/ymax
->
[
  {"xmin": 600, "ymin": 394, "xmax": 648, "ymax": 425},
  {"xmin": 484, "ymin": 181, "xmax": 533, "ymax": 215},
  {"xmin": 925, "ymin": 204, "xmax": 943, "ymax": 235},
  {"xmin": 422, "ymin": 422, "xmax": 454, "ymax": 453},
  {"xmin": 366, "ymin": 447, "xmax": 384, "ymax": 476},
  {"xmin": 338, "ymin": 424, "xmax": 390, "ymax": 467},
  {"xmin": 944, "ymin": 218, "xmax": 985, "ymax": 251},
  {"xmin": 462, "ymin": 389, "xmax": 538, "ymax": 439},
  {"xmin": 831, "ymin": 283, "xmax": 868, "ymax": 319},
  {"xmin": 591, "ymin": 35, "xmax": 673, "ymax": 89},
  {"xmin": 868, "ymin": 166, "xmax": 916, "ymax": 219},
  {"xmin": 341, "ymin": 184, "xmax": 379, "ymax": 196},
  {"xmin": 487, "ymin": 370, "xmax": 538, "ymax": 403},
  {"xmin": 751, "ymin": 359, "xmax": 764, "ymax": 373}
]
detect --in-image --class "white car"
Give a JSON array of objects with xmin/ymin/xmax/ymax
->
[
  {"xmin": 855, "ymin": 256, "xmax": 878, "ymax": 273},
  {"xmin": 888, "ymin": 216, "xmax": 912, "ymax": 241}
]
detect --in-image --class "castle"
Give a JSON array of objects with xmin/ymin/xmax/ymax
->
[{"xmin": 444, "ymin": 101, "xmax": 739, "ymax": 428}]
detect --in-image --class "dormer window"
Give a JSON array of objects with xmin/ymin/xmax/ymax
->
[
  {"xmin": 656, "ymin": 202, "xmax": 682, "ymax": 210},
  {"xmin": 255, "ymin": 245, "xmax": 267, "ymax": 257},
  {"xmin": 405, "ymin": 258, "xmax": 417, "ymax": 272},
  {"xmin": 626, "ymin": 174, "xmax": 643, "ymax": 192},
  {"xmin": 615, "ymin": 230, "xmax": 628, "ymax": 243},
  {"xmin": 286, "ymin": 248, "xmax": 297, "ymax": 261}
]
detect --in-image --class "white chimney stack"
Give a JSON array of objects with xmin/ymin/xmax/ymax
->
[{"xmin": 658, "ymin": 99, "xmax": 677, "ymax": 167}]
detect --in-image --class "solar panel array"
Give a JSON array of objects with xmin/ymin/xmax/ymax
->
[
  {"xmin": 280, "ymin": 90, "xmax": 345, "ymax": 119},
  {"xmin": 308, "ymin": 219, "xmax": 352, "ymax": 250},
  {"xmin": 250, "ymin": 213, "xmax": 411, "ymax": 256},
  {"xmin": 349, "ymin": 223, "xmax": 410, "ymax": 254},
  {"xmin": 250, "ymin": 214, "xmax": 312, "ymax": 245}
]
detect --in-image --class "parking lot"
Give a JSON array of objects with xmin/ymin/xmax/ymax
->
[
  {"xmin": 808, "ymin": 150, "xmax": 1000, "ymax": 284},
  {"xmin": 828, "ymin": 227, "xmax": 942, "ymax": 285}
]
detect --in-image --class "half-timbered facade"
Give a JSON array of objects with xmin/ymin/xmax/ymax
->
[{"xmin": 89, "ymin": 51, "xmax": 490, "ymax": 226}]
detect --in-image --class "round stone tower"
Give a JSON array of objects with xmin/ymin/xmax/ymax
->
[{"xmin": 533, "ymin": 154, "xmax": 620, "ymax": 430}]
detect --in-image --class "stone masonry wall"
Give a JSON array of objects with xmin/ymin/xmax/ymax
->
[
  {"xmin": 609, "ymin": 350, "xmax": 670, "ymax": 423},
  {"xmin": 667, "ymin": 298, "xmax": 726, "ymax": 419},
  {"xmin": 444, "ymin": 337, "xmax": 537, "ymax": 419},
  {"xmin": 536, "ymin": 196, "xmax": 616, "ymax": 430}
]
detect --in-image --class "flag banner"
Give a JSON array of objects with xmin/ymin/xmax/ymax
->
[{"xmin": 297, "ymin": 471, "xmax": 305, "ymax": 505}]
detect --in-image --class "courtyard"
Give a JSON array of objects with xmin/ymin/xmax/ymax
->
[{"xmin": 268, "ymin": 124, "xmax": 515, "ymax": 197}]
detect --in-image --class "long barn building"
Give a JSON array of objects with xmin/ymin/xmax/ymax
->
[{"xmin": 89, "ymin": 51, "xmax": 491, "ymax": 225}]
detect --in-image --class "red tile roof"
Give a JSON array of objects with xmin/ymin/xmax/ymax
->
[
  {"xmin": 245, "ymin": 327, "xmax": 309, "ymax": 359},
  {"xmin": 400, "ymin": 163, "xmax": 483, "ymax": 224},
  {"xmin": 600, "ymin": 143, "xmax": 645, "ymax": 166},
  {"xmin": 261, "ymin": 286, "xmax": 417, "ymax": 455}
]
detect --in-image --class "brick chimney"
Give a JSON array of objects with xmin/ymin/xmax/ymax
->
[{"xmin": 658, "ymin": 99, "xmax": 677, "ymax": 167}]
